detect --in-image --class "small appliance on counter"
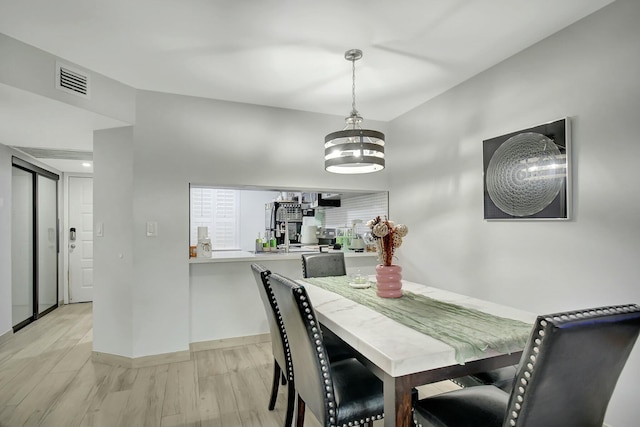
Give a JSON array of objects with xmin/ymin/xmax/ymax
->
[
  {"xmin": 265, "ymin": 201, "xmax": 303, "ymax": 246},
  {"xmin": 317, "ymin": 227, "xmax": 336, "ymax": 246},
  {"xmin": 349, "ymin": 236, "xmax": 365, "ymax": 252},
  {"xmin": 348, "ymin": 219, "xmax": 365, "ymax": 252},
  {"xmin": 300, "ymin": 225, "xmax": 319, "ymax": 245}
]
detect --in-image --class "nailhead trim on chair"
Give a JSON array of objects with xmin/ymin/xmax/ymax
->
[
  {"xmin": 294, "ymin": 287, "xmax": 384, "ymax": 427},
  {"xmin": 413, "ymin": 304, "xmax": 640, "ymax": 427},
  {"xmin": 505, "ymin": 304, "xmax": 640, "ymax": 427},
  {"xmin": 266, "ymin": 273, "xmax": 294, "ymax": 382}
]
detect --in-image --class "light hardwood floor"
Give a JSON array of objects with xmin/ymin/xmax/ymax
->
[{"xmin": 0, "ymin": 303, "xmax": 457, "ymax": 427}]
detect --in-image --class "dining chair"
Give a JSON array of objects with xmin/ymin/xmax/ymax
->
[
  {"xmin": 300, "ymin": 252, "xmax": 358, "ymax": 361},
  {"xmin": 301, "ymin": 252, "xmax": 347, "ymax": 278},
  {"xmin": 251, "ymin": 263, "xmax": 296, "ymax": 427},
  {"xmin": 251, "ymin": 264, "xmax": 357, "ymax": 427},
  {"xmin": 413, "ymin": 304, "xmax": 640, "ymax": 427},
  {"xmin": 269, "ymin": 272, "xmax": 385, "ymax": 427}
]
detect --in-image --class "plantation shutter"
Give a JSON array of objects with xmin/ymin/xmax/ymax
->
[{"xmin": 190, "ymin": 187, "xmax": 240, "ymax": 249}]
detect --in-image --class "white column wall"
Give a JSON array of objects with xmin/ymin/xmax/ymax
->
[
  {"xmin": 92, "ymin": 127, "xmax": 134, "ymax": 357},
  {"xmin": 388, "ymin": 2, "xmax": 640, "ymax": 425}
]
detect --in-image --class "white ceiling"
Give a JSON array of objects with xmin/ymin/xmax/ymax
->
[{"xmin": 0, "ymin": 0, "xmax": 614, "ymax": 172}]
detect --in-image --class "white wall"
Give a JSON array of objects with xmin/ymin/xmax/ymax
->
[
  {"xmin": 0, "ymin": 33, "xmax": 134, "ymax": 337},
  {"xmin": 239, "ymin": 190, "xmax": 280, "ymax": 251},
  {"xmin": 389, "ymin": 1, "xmax": 640, "ymax": 425},
  {"xmin": 93, "ymin": 127, "xmax": 134, "ymax": 357},
  {"xmin": 0, "ymin": 33, "xmax": 135, "ymax": 124},
  {"xmin": 93, "ymin": 90, "xmax": 389, "ymax": 358}
]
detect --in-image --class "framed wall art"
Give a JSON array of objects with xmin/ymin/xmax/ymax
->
[{"xmin": 483, "ymin": 118, "xmax": 571, "ymax": 220}]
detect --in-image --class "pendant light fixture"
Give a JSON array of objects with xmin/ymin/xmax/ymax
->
[{"xmin": 324, "ymin": 49, "xmax": 385, "ymax": 174}]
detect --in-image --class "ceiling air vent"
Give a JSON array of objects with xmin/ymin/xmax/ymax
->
[
  {"xmin": 12, "ymin": 147, "xmax": 93, "ymax": 161},
  {"xmin": 56, "ymin": 62, "xmax": 90, "ymax": 98}
]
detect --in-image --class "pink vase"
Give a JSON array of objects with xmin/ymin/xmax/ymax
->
[{"xmin": 375, "ymin": 264, "xmax": 403, "ymax": 298}]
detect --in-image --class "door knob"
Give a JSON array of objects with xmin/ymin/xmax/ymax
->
[{"xmin": 70, "ymin": 244, "xmax": 76, "ymax": 249}]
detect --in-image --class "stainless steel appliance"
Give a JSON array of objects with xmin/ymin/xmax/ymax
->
[
  {"xmin": 317, "ymin": 227, "xmax": 336, "ymax": 246},
  {"xmin": 265, "ymin": 202, "xmax": 303, "ymax": 245}
]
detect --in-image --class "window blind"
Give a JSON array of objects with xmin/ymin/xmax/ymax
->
[{"xmin": 190, "ymin": 187, "xmax": 240, "ymax": 249}]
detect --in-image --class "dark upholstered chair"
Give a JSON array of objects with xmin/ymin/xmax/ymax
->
[
  {"xmin": 414, "ymin": 304, "xmax": 640, "ymax": 427},
  {"xmin": 300, "ymin": 252, "xmax": 356, "ymax": 362},
  {"xmin": 251, "ymin": 263, "xmax": 295, "ymax": 427},
  {"xmin": 251, "ymin": 264, "xmax": 356, "ymax": 427},
  {"xmin": 301, "ymin": 252, "xmax": 346, "ymax": 278},
  {"xmin": 269, "ymin": 272, "xmax": 385, "ymax": 427}
]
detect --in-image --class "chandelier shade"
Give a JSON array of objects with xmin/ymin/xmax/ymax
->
[
  {"xmin": 324, "ymin": 129, "xmax": 385, "ymax": 174},
  {"xmin": 324, "ymin": 49, "xmax": 385, "ymax": 174}
]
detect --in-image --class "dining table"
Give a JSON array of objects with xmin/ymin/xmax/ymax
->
[{"xmin": 297, "ymin": 276, "xmax": 536, "ymax": 427}]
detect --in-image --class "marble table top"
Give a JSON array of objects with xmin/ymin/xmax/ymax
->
[{"xmin": 299, "ymin": 278, "xmax": 537, "ymax": 377}]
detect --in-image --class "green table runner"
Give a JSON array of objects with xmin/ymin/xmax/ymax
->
[{"xmin": 302, "ymin": 276, "xmax": 532, "ymax": 364}]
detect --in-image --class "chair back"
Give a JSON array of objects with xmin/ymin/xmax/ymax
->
[
  {"xmin": 301, "ymin": 252, "xmax": 346, "ymax": 278},
  {"xmin": 504, "ymin": 304, "xmax": 640, "ymax": 427},
  {"xmin": 250, "ymin": 264, "xmax": 291, "ymax": 382},
  {"xmin": 269, "ymin": 273, "xmax": 336, "ymax": 426}
]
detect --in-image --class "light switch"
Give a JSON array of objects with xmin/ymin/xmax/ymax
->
[
  {"xmin": 96, "ymin": 222, "xmax": 104, "ymax": 237},
  {"xmin": 146, "ymin": 221, "xmax": 158, "ymax": 237}
]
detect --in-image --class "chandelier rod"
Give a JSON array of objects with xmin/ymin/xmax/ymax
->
[{"xmin": 351, "ymin": 53, "xmax": 358, "ymax": 117}]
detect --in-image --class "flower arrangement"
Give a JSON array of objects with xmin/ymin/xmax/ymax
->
[{"xmin": 366, "ymin": 216, "xmax": 409, "ymax": 266}]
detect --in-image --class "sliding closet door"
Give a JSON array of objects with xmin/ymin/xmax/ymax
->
[
  {"xmin": 11, "ymin": 167, "xmax": 34, "ymax": 327},
  {"xmin": 37, "ymin": 174, "xmax": 58, "ymax": 315},
  {"xmin": 11, "ymin": 158, "xmax": 59, "ymax": 331}
]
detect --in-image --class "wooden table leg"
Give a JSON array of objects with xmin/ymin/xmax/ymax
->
[{"xmin": 383, "ymin": 375, "xmax": 412, "ymax": 427}]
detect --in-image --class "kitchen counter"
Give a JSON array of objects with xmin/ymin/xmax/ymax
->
[{"xmin": 189, "ymin": 247, "xmax": 377, "ymax": 263}]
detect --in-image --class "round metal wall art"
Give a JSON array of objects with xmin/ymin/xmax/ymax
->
[{"xmin": 486, "ymin": 132, "xmax": 563, "ymax": 217}]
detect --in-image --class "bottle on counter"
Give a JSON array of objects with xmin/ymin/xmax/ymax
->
[
  {"xmin": 255, "ymin": 233, "xmax": 263, "ymax": 253},
  {"xmin": 263, "ymin": 232, "xmax": 270, "ymax": 252},
  {"xmin": 196, "ymin": 226, "xmax": 212, "ymax": 258},
  {"xmin": 270, "ymin": 234, "xmax": 277, "ymax": 251},
  {"xmin": 197, "ymin": 238, "xmax": 212, "ymax": 258}
]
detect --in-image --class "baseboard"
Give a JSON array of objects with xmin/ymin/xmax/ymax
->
[
  {"xmin": 92, "ymin": 349, "xmax": 191, "ymax": 368},
  {"xmin": 0, "ymin": 329, "xmax": 13, "ymax": 345},
  {"xmin": 92, "ymin": 333, "xmax": 270, "ymax": 368},
  {"xmin": 189, "ymin": 333, "xmax": 270, "ymax": 353}
]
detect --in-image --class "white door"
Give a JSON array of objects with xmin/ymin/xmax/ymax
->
[{"xmin": 68, "ymin": 176, "xmax": 93, "ymax": 303}]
